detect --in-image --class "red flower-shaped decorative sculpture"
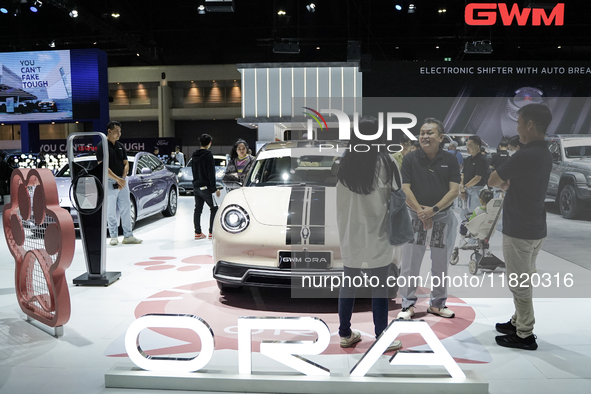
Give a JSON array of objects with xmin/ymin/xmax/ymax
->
[{"xmin": 3, "ymin": 168, "xmax": 75, "ymax": 327}]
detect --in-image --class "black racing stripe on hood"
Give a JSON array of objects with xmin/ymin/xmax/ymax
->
[
  {"xmin": 309, "ymin": 187, "xmax": 325, "ymax": 226},
  {"xmin": 286, "ymin": 188, "xmax": 306, "ymax": 245},
  {"xmin": 309, "ymin": 187, "xmax": 326, "ymax": 245}
]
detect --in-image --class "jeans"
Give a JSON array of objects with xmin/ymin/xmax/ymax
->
[
  {"xmin": 400, "ymin": 208, "xmax": 457, "ymax": 309},
  {"xmin": 193, "ymin": 188, "xmax": 218, "ymax": 234},
  {"xmin": 462, "ymin": 186, "xmax": 484, "ymax": 219},
  {"xmin": 338, "ymin": 265, "xmax": 390, "ymax": 338},
  {"xmin": 107, "ymin": 178, "xmax": 133, "ymax": 238}
]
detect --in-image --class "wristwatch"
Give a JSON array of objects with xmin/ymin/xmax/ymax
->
[{"xmin": 432, "ymin": 205, "xmax": 440, "ymax": 213}]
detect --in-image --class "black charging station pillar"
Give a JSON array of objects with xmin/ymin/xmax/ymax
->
[{"xmin": 68, "ymin": 132, "xmax": 121, "ymax": 286}]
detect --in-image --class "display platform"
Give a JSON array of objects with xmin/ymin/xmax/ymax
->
[
  {"xmin": 72, "ymin": 272, "xmax": 122, "ymax": 286},
  {"xmin": 2, "ymin": 196, "xmax": 591, "ymax": 394},
  {"xmin": 105, "ymin": 366, "xmax": 488, "ymax": 393}
]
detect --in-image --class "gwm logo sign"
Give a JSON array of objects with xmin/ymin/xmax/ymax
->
[{"xmin": 465, "ymin": 3, "xmax": 564, "ymax": 26}]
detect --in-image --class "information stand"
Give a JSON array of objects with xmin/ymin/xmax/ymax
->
[{"xmin": 68, "ymin": 132, "xmax": 121, "ymax": 286}]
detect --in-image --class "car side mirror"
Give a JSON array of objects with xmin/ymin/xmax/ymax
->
[
  {"xmin": 141, "ymin": 167, "xmax": 152, "ymax": 175},
  {"xmin": 552, "ymin": 152, "xmax": 561, "ymax": 162}
]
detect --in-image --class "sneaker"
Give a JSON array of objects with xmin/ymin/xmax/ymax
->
[
  {"xmin": 397, "ymin": 306, "xmax": 415, "ymax": 320},
  {"xmin": 208, "ymin": 233, "xmax": 213, "ymax": 240},
  {"xmin": 495, "ymin": 333, "xmax": 538, "ymax": 350},
  {"xmin": 427, "ymin": 306, "xmax": 455, "ymax": 318},
  {"xmin": 496, "ymin": 320, "xmax": 517, "ymax": 335},
  {"xmin": 122, "ymin": 236, "xmax": 143, "ymax": 244},
  {"xmin": 384, "ymin": 339, "xmax": 403, "ymax": 353},
  {"xmin": 340, "ymin": 331, "xmax": 362, "ymax": 348},
  {"xmin": 195, "ymin": 233, "xmax": 207, "ymax": 240},
  {"xmin": 110, "ymin": 237, "xmax": 118, "ymax": 246}
]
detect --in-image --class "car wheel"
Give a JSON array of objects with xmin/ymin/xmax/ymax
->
[
  {"xmin": 118, "ymin": 196, "xmax": 137, "ymax": 234},
  {"xmin": 469, "ymin": 259, "xmax": 478, "ymax": 275},
  {"xmin": 217, "ymin": 281, "xmax": 242, "ymax": 293},
  {"xmin": 129, "ymin": 196, "xmax": 137, "ymax": 230},
  {"xmin": 559, "ymin": 184, "xmax": 583, "ymax": 219},
  {"xmin": 162, "ymin": 188, "xmax": 177, "ymax": 217}
]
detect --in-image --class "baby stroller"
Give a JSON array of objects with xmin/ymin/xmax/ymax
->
[{"xmin": 450, "ymin": 197, "xmax": 506, "ymax": 275}]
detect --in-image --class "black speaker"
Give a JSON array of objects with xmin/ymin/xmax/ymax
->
[
  {"xmin": 347, "ymin": 41, "xmax": 361, "ymax": 61},
  {"xmin": 161, "ymin": 72, "xmax": 166, "ymax": 79}
]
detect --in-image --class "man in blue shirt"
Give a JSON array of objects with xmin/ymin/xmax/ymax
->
[{"xmin": 447, "ymin": 141, "xmax": 463, "ymax": 170}]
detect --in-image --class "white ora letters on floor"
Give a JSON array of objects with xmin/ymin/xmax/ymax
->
[{"xmin": 124, "ymin": 314, "xmax": 464, "ymax": 378}]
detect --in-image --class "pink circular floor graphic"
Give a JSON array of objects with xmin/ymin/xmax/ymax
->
[
  {"xmin": 113, "ymin": 254, "xmax": 492, "ymax": 364},
  {"xmin": 107, "ymin": 284, "xmax": 490, "ymax": 364},
  {"xmin": 134, "ymin": 255, "xmax": 212, "ymax": 271}
]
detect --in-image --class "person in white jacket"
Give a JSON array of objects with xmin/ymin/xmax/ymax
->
[{"xmin": 336, "ymin": 116, "xmax": 403, "ymax": 353}]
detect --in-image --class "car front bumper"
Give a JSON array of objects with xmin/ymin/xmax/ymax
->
[
  {"xmin": 575, "ymin": 184, "xmax": 591, "ymax": 201},
  {"xmin": 178, "ymin": 181, "xmax": 193, "ymax": 193},
  {"xmin": 213, "ymin": 260, "xmax": 344, "ymax": 289}
]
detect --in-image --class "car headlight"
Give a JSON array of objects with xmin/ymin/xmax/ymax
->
[{"xmin": 220, "ymin": 204, "xmax": 250, "ymax": 233}]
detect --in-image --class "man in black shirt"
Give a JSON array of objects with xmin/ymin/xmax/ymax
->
[
  {"xmin": 491, "ymin": 139, "xmax": 510, "ymax": 171},
  {"xmin": 0, "ymin": 150, "xmax": 14, "ymax": 204},
  {"xmin": 192, "ymin": 134, "xmax": 220, "ymax": 240},
  {"xmin": 460, "ymin": 135, "xmax": 488, "ymax": 217},
  {"xmin": 398, "ymin": 118, "xmax": 461, "ymax": 320},
  {"xmin": 96, "ymin": 121, "xmax": 142, "ymax": 246},
  {"xmin": 489, "ymin": 104, "xmax": 553, "ymax": 351}
]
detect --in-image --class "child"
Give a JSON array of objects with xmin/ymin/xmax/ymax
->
[{"xmin": 460, "ymin": 188, "xmax": 494, "ymax": 237}]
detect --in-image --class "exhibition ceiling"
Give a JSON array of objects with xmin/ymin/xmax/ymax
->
[{"xmin": 0, "ymin": 1, "xmax": 588, "ymax": 67}]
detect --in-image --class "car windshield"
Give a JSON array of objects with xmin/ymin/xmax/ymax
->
[
  {"xmin": 564, "ymin": 145, "xmax": 591, "ymax": 158},
  {"xmin": 185, "ymin": 158, "xmax": 226, "ymax": 167},
  {"xmin": 246, "ymin": 155, "xmax": 338, "ymax": 187},
  {"xmin": 449, "ymin": 135, "xmax": 469, "ymax": 147},
  {"xmin": 56, "ymin": 160, "xmax": 98, "ymax": 177},
  {"xmin": 56, "ymin": 158, "xmax": 135, "ymax": 177}
]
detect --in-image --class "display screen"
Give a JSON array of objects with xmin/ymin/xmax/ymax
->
[{"xmin": 0, "ymin": 50, "xmax": 73, "ymax": 122}]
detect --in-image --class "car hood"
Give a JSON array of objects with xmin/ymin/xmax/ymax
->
[
  {"xmin": 241, "ymin": 186, "xmax": 337, "ymax": 226},
  {"xmin": 567, "ymin": 158, "xmax": 591, "ymax": 172},
  {"xmin": 178, "ymin": 167, "xmax": 193, "ymax": 179}
]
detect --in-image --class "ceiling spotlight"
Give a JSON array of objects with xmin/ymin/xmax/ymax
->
[
  {"xmin": 198, "ymin": 5, "xmax": 205, "ymax": 14},
  {"xmin": 0, "ymin": 8, "xmax": 8, "ymax": 14},
  {"xmin": 111, "ymin": 13, "xmax": 120, "ymax": 18},
  {"xmin": 136, "ymin": 53, "xmax": 140, "ymax": 57},
  {"xmin": 395, "ymin": 2, "xmax": 402, "ymax": 11},
  {"xmin": 69, "ymin": 9, "xmax": 78, "ymax": 18},
  {"xmin": 438, "ymin": 9, "xmax": 446, "ymax": 13},
  {"xmin": 306, "ymin": 3, "xmax": 315, "ymax": 12},
  {"xmin": 277, "ymin": 10, "xmax": 286, "ymax": 15},
  {"xmin": 30, "ymin": 0, "xmax": 42, "ymax": 12},
  {"xmin": 408, "ymin": 3, "xmax": 416, "ymax": 13}
]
